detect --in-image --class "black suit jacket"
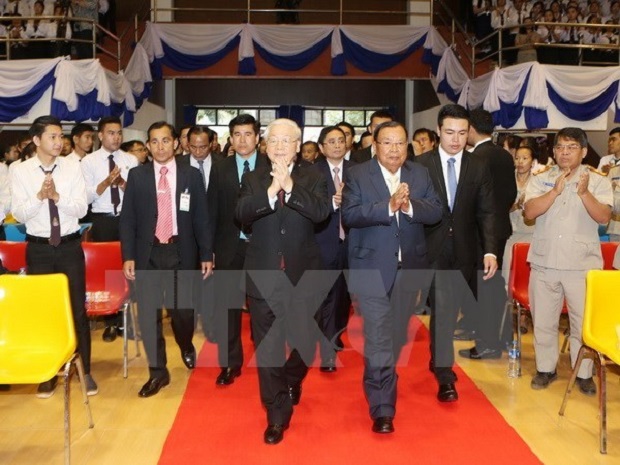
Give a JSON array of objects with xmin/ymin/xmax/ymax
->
[
  {"xmin": 350, "ymin": 146, "xmax": 372, "ymax": 164},
  {"xmin": 235, "ymin": 163, "xmax": 330, "ymax": 297},
  {"xmin": 415, "ymin": 149, "xmax": 497, "ymax": 268},
  {"xmin": 312, "ymin": 158, "xmax": 351, "ymax": 268},
  {"xmin": 207, "ymin": 154, "xmax": 270, "ymax": 269},
  {"xmin": 119, "ymin": 160, "xmax": 213, "ymax": 270},
  {"xmin": 471, "ymin": 140, "xmax": 517, "ymax": 241},
  {"xmin": 175, "ymin": 152, "xmax": 225, "ymax": 186}
]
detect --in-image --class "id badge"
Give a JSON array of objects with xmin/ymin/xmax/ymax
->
[{"xmin": 180, "ymin": 190, "xmax": 190, "ymax": 211}]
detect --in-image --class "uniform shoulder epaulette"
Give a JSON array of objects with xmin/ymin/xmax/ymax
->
[
  {"xmin": 533, "ymin": 165, "xmax": 552, "ymax": 175},
  {"xmin": 586, "ymin": 165, "xmax": 606, "ymax": 177}
]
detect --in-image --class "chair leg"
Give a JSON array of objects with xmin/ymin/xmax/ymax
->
[
  {"xmin": 561, "ymin": 326, "xmax": 570, "ymax": 354},
  {"xmin": 597, "ymin": 354, "xmax": 607, "ymax": 454},
  {"xmin": 515, "ymin": 301, "xmax": 522, "ymax": 362},
  {"xmin": 122, "ymin": 302, "xmax": 129, "ymax": 379},
  {"xmin": 62, "ymin": 360, "xmax": 72, "ymax": 465},
  {"xmin": 559, "ymin": 345, "xmax": 589, "ymax": 416},
  {"xmin": 73, "ymin": 355, "xmax": 94, "ymax": 429}
]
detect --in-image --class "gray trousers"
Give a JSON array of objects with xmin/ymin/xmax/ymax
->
[{"xmin": 529, "ymin": 265, "xmax": 592, "ymax": 378}]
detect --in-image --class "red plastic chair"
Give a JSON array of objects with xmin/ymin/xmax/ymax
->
[
  {"xmin": 82, "ymin": 242, "xmax": 140, "ymax": 378},
  {"xmin": 0, "ymin": 241, "xmax": 27, "ymax": 272},
  {"xmin": 601, "ymin": 242, "xmax": 619, "ymax": 270}
]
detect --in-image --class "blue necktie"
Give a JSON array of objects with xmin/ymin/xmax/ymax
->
[{"xmin": 447, "ymin": 157, "xmax": 457, "ymax": 211}]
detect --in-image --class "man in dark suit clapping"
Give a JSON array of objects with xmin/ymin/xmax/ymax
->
[
  {"xmin": 235, "ymin": 118, "xmax": 330, "ymax": 445},
  {"xmin": 342, "ymin": 121, "xmax": 442, "ymax": 434},
  {"xmin": 120, "ymin": 121, "xmax": 213, "ymax": 398}
]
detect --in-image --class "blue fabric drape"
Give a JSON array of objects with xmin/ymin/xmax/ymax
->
[
  {"xmin": 159, "ymin": 35, "xmax": 241, "ymax": 73},
  {"xmin": 51, "ymin": 88, "xmax": 114, "ymax": 123},
  {"xmin": 276, "ymin": 105, "xmax": 305, "ymax": 130},
  {"xmin": 0, "ymin": 68, "xmax": 55, "ymax": 121},
  {"xmin": 254, "ymin": 35, "xmax": 331, "ymax": 71},
  {"xmin": 547, "ymin": 81, "xmax": 619, "ymax": 122},
  {"xmin": 340, "ymin": 32, "xmax": 427, "ymax": 73},
  {"xmin": 183, "ymin": 105, "xmax": 199, "ymax": 124},
  {"xmin": 491, "ymin": 70, "xmax": 532, "ymax": 129}
]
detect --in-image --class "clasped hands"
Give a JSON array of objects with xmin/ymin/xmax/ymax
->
[
  {"xmin": 553, "ymin": 168, "xmax": 589, "ymax": 197},
  {"xmin": 268, "ymin": 157, "xmax": 293, "ymax": 198},
  {"xmin": 37, "ymin": 173, "xmax": 59, "ymax": 203},
  {"xmin": 389, "ymin": 182, "xmax": 410, "ymax": 213}
]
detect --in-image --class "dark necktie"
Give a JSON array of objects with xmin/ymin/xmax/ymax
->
[
  {"xmin": 243, "ymin": 160, "xmax": 250, "ymax": 175},
  {"xmin": 277, "ymin": 189, "xmax": 285, "ymax": 270},
  {"xmin": 108, "ymin": 154, "xmax": 120, "ymax": 215},
  {"xmin": 500, "ymin": 12, "xmax": 504, "ymax": 26},
  {"xmin": 197, "ymin": 160, "xmax": 206, "ymax": 189},
  {"xmin": 40, "ymin": 165, "xmax": 61, "ymax": 246}
]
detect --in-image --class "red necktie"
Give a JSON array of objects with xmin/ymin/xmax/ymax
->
[
  {"xmin": 155, "ymin": 166, "xmax": 173, "ymax": 243},
  {"xmin": 333, "ymin": 167, "xmax": 345, "ymax": 240}
]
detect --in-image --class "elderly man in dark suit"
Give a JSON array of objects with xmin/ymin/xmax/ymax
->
[
  {"xmin": 458, "ymin": 108, "xmax": 516, "ymax": 358},
  {"xmin": 416, "ymin": 104, "xmax": 498, "ymax": 403},
  {"xmin": 235, "ymin": 118, "xmax": 330, "ymax": 445},
  {"xmin": 313, "ymin": 125, "xmax": 352, "ymax": 372},
  {"xmin": 342, "ymin": 121, "xmax": 442, "ymax": 434},
  {"xmin": 120, "ymin": 121, "xmax": 213, "ymax": 398}
]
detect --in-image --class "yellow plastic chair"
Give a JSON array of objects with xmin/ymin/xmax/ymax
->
[
  {"xmin": 558, "ymin": 270, "xmax": 620, "ymax": 454},
  {"xmin": 0, "ymin": 274, "xmax": 94, "ymax": 465}
]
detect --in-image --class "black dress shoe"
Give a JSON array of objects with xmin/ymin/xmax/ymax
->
[
  {"xmin": 288, "ymin": 384, "xmax": 302, "ymax": 405},
  {"xmin": 319, "ymin": 358, "xmax": 337, "ymax": 373},
  {"xmin": 458, "ymin": 346, "xmax": 502, "ymax": 360},
  {"xmin": 181, "ymin": 347, "xmax": 196, "ymax": 369},
  {"xmin": 437, "ymin": 383, "xmax": 458, "ymax": 402},
  {"xmin": 372, "ymin": 417, "xmax": 394, "ymax": 434},
  {"xmin": 216, "ymin": 367, "xmax": 241, "ymax": 385},
  {"xmin": 264, "ymin": 424, "xmax": 289, "ymax": 445},
  {"xmin": 102, "ymin": 325, "xmax": 119, "ymax": 342},
  {"xmin": 138, "ymin": 376, "xmax": 170, "ymax": 398}
]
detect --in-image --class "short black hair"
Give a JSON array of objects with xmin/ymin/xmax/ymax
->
[
  {"xmin": 147, "ymin": 121, "xmax": 177, "ymax": 141},
  {"xmin": 373, "ymin": 121, "xmax": 408, "ymax": 142},
  {"xmin": 554, "ymin": 127, "xmax": 587, "ymax": 148},
  {"xmin": 70, "ymin": 123, "xmax": 95, "ymax": 147},
  {"xmin": 437, "ymin": 104, "xmax": 470, "ymax": 128},
  {"xmin": 229, "ymin": 114, "xmax": 260, "ymax": 135},
  {"xmin": 98, "ymin": 116, "xmax": 121, "ymax": 133},
  {"xmin": 609, "ymin": 127, "xmax": 620, "ymax": 137},
  {"xmin": 369, "ymin": 110, "xmax": 394, "ymax": 125},
  {"xmin": 413, "ymin": 128, "xmax": 437, "ymax": 142},
  {"xmin": 469, "ymin": 108, "xmax": 495, "ymax": 136},
  {"xmin": 515, "ymin": 145, "xmax": 539, "ymax": 162},
  {"xmin": 29, "ymin": 115, "xmax": 62, "ymax": 138},
  {"xmin": 120, "ymin": 140, "xmax": 144, "ymax": 152},
  {"xmin": 336, "ymin": 121, "xmax": 355, "ymax": 135},
  {"xmin": 318, "ymin": 126, "xmax": 345, "ymax": 145},
  {"xmin": 187, "ymin": 125, "xmax": 211, "ymax": 143}
]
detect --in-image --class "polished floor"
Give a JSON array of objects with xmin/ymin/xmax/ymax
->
[{"xmin": 1, "ymin": 315, "xmax": 619, "ymax": 465}]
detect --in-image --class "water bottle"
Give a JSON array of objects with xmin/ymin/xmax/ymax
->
[{"xmin": 507, "ymin": 340, "xmax": 521, "ymax": 378}]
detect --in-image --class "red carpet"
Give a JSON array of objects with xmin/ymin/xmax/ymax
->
[{"xmin": 159, "ymin": 313, "xmax": 543, "ymax": 465}]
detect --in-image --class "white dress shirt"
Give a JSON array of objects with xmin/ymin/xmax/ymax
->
[
  {"xmin": 11, "ymin": 156, "xmax": 87, "ymax": 237},
  {"xmin": 81, "ymin": 147, "xmax": 138, "ymax": 213},
  {"xmin": 438, "ymin": 146, "xmax": 463, "ymax": 194},
  {"xmin": 0, "ymin": 162, "xmax": 10, "ymax": 223},
  {"xmin": 189, "ymin": 154, "xmax": 212, "ymax": 191}
]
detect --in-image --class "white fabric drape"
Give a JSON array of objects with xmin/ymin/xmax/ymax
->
[
  {"xmin": 0, "ymin": 57, "xmax": 64, "ymax": 98},
  {"xmin": 53, "ymin": 59, "xmax": 109, "ymax": 110},
  {"xmin": 246, "ymin": 24, "xmax": 333, "ymax": 56},
  {"xmin": 436, "ymin": 48, "xmax": 469, "ymax": 98},
  {"xmin": 124, "ymin": 42, "xmax": 152, "ymax": 98},
  {"xmin": 338, "ymin": 25, "xmax": 429, "ymax": 53}
]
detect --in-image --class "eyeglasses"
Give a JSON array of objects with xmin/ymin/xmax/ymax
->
[
  {"xmin": 377, "ymin": 140, "xmax": 408, "ymax": 149},
  {"xmin": 324, "ymin": 138, "xmax": 345, "ymax": 146},
  {"xmin": 189, "ymin": 145, "xmax": 210, "ymax": 152},
  {"xmin": 554, "ymin": 144, "xmax": 582, "ymax": 152},
  {"xmin": 266, "ymin": 137, "xmax": 297, "ymax": 146}
]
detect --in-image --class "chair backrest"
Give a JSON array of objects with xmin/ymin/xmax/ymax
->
[
  {"xmin": 601, "ymin": 242, "xmax": 619, "ymax": 270},
  {"xmin": 82, "ymin": 242, "xmax": 129, "ymax": 314},
  {"xmin": 583, "ymin": 270, "xmax": 620, "ymax": 366},
  {"xmin": 0, "ymin": 241, "xmax": 27, "ymax": 272},
  {"xmin": 0, "ymin": 274, "xmax": 76, "ymax": 384},
  {"xmin": 509, "ymin": 242, "xmax": 531, "ymax": 310}
]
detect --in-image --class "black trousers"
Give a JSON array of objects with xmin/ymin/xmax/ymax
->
[
  {"xmin": 213, "ymin": 240, "xmax": 247, "ymax": 370},
  {"xmin": 429, "ymin": 237, "xmax": 476, "ymax": 384},
  {"xmin": 248, "ymin": 281, "xmax": 319, "ymax": 425},
  {"xmin": 26, "ymin": 238, "xmax": 91, "ymax": 373},
  {"xmin": 135, "ymin": 243, "xmax": 195, "ymax": 378}
]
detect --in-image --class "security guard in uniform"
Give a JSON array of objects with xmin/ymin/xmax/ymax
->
[{"xmin": 523, "ymin": 127, "xmax": 612, "ymax": 395}]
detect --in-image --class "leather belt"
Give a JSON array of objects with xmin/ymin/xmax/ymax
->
[
  {"xmin": 154, "ymin": 236, "xmax": 179, "ymax": 245},
  {"xmin": 26, "ymin": 231, "xmax": 81, "ymax": 245},
  {"xmin": 91, "ymin": 212, "xmax": 119, "ymax": 218}
]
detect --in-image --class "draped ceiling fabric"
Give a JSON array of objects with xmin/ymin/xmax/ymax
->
[{"xmin": 0, "ymin": 22, "xmax": 617, "ymax": 129}]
